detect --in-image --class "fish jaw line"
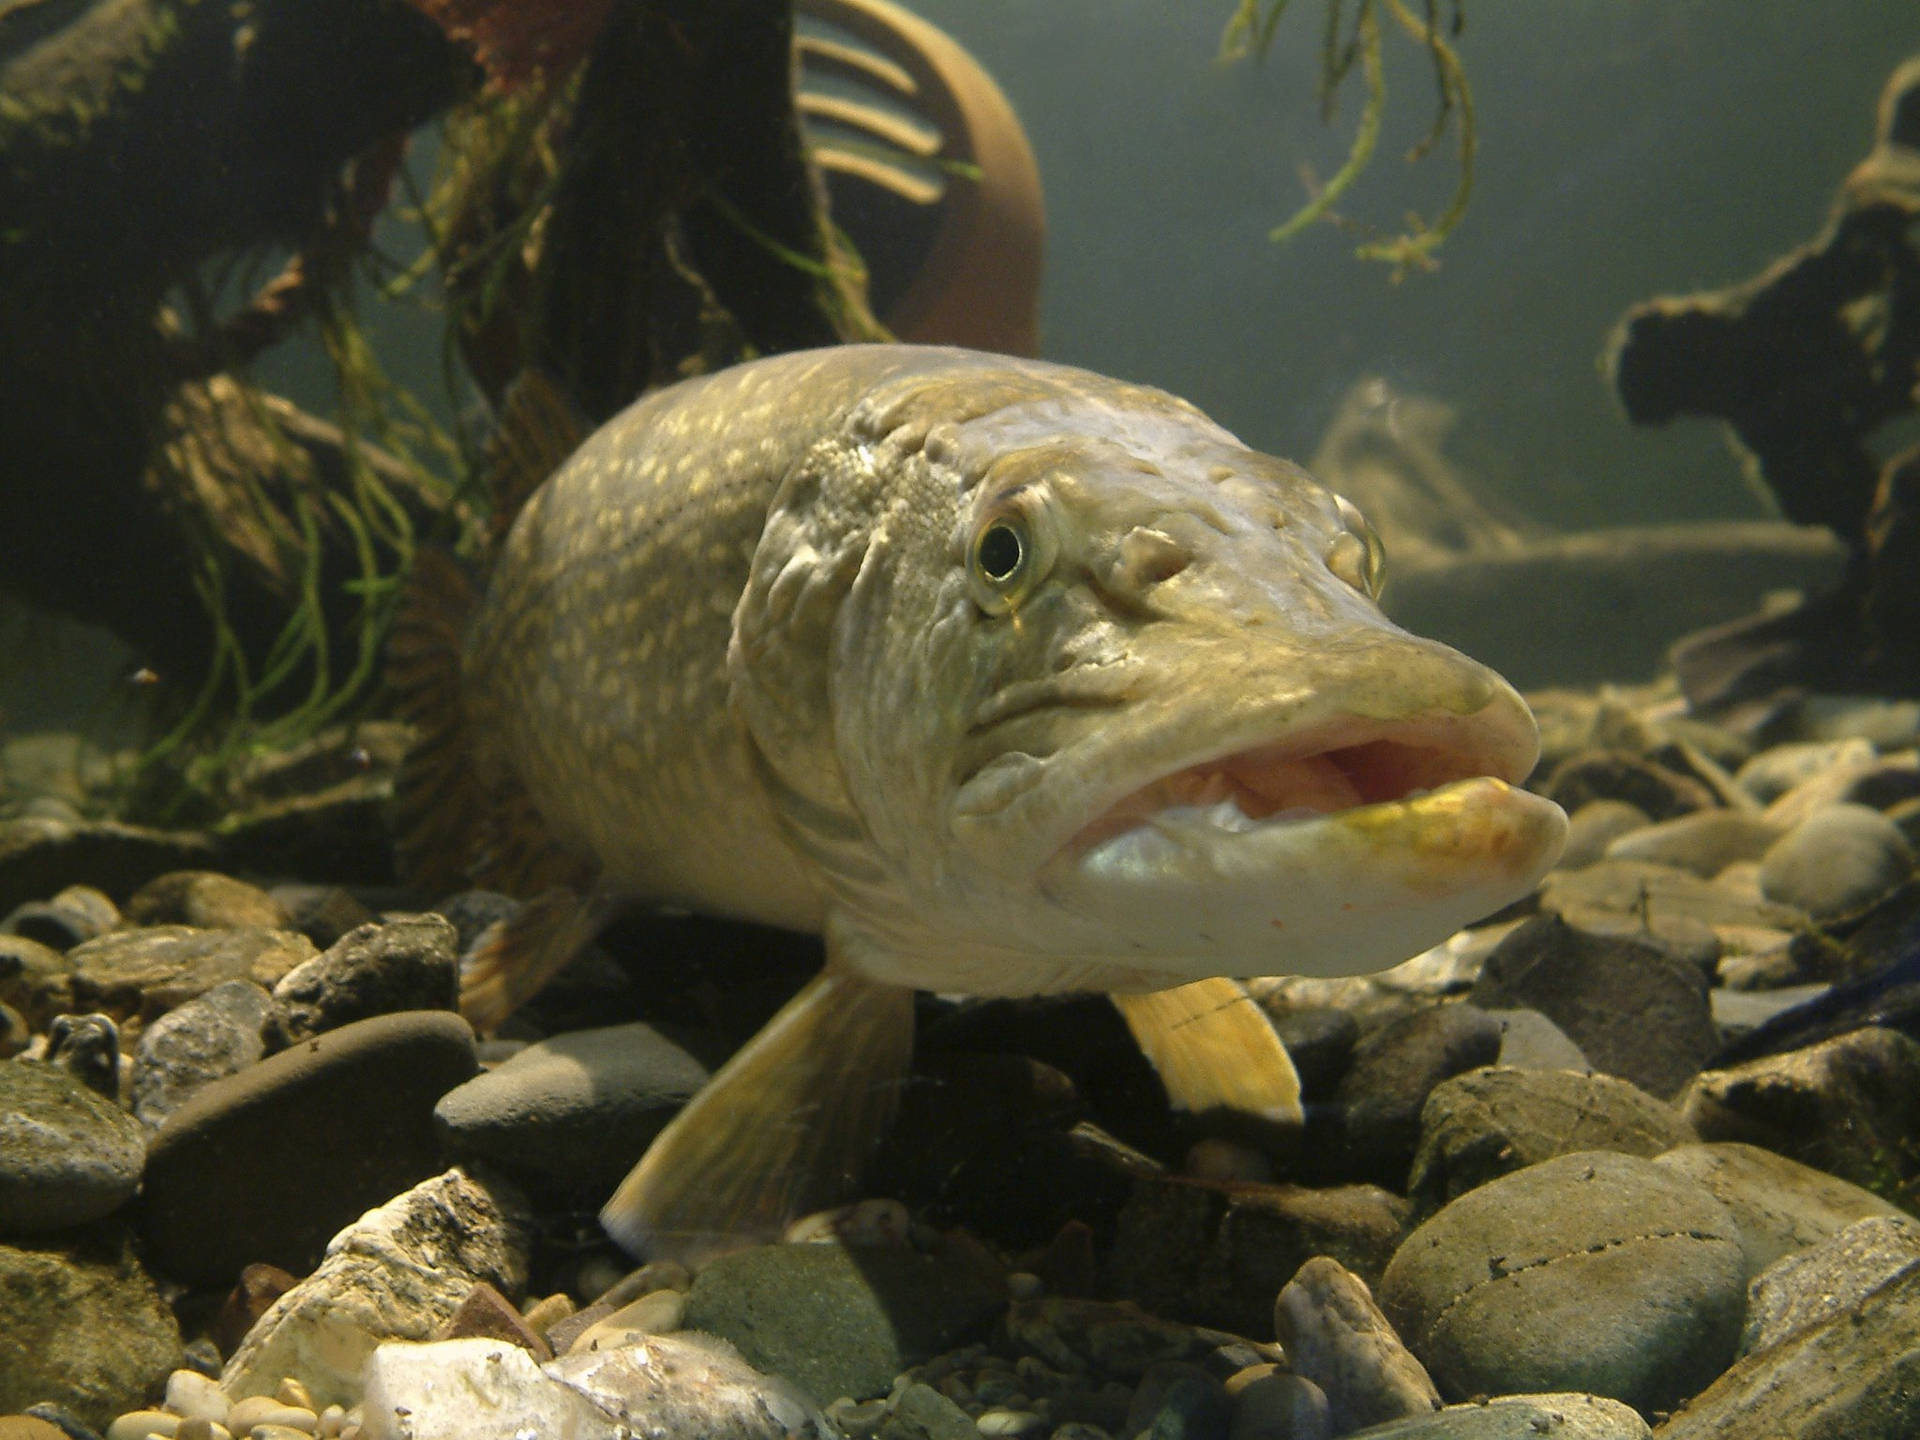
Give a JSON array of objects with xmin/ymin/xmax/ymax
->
[{"xmin": 1035, "ymin": 772, "xmax": 1568, "ymax": 977}]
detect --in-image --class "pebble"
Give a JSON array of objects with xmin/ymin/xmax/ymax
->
[
  {"xmin": 682, "ymin": 1241, "xmax": 1007, "ymax": 1406},
  {"xmin": 1650, "ymin": 1258, "xmax": 1920, "ymax": 1439},
  {"xmin": 0, "ymin": 1228, "xmax": 181, "ymax": 1428},
  {"xmin": 566, "ymin": 1288, "xmax": 688, "ymax": 1352},
  {"xmin": 547, "ymin": 1334, "xmax": 836, "ymax": 1438},
  {"xmin": 1761, "ymin": 752, "xmax": 1920, "ymax": 830},
  {"xmin": 1555, "ymin": 799, "xmax": 1652, "ymax": 871},
  {"xmin": 432, "ymin": 1279, "xmax": 551, "ymax": 1360},
  {"xmin": 1378, "ymin": 1150, "xmax": 1746, "ymax": 1416},
  {"xmin": 1542, "ymin": 751, "xmax": 1716, "ymax": 821},
  {"xmin": 1469, "ymin": 912, "xmax": 1720, "ymax": 1098},
  {"xmin": 1652, "ymin": 1141, "xmax": 1910, "ymax": 1276},
  {"xmin": 357, "ymin": 1338, "xmax": 612, "ymax": 1440},
  {"xmin": 1121, "ymin": 1362, "xmax": 1229, "ymax": 1440},
  {"xmin": 878, "ymin": 1382, "xmax": 978, "ymax": 1440},
  {"xmin": 0, "ymin": 932, "xmax": 73, "ymax": 1028},
  {"xmin": 4, "ymin": 885, "xmax": 121, "ymax": 951},
  {"xmin": 432, "ymin": 1020, "xmax": 711, "ymax": 1199},
  {"xmin": 1757, "ymin": 802, "xmax": 1916, "ymax": 918},
  {"xmin": 974, "ymin": 1410, "xmax": 1046, "ymax": 1436},
  {"xmin": 1408, "ymin": 1066, "xmax": 1697, "ymax": 1208},
  {"xmin": 162, "ymin": 1371, "xmax": 228, "ymax": 1425},
  {"xmin": 1107, "ymin": 1176, "xmax": 1410, "ymax": 1339},
  {"xmin": 1328, "ymin": 1393, "xmax": 1651, "ymax": 1438},
  {"xmin": 1484, "ymin": 1007, "xmax": 1590, "ymax": 1071},
  {"xmin": 1678, "ymin": 1026, "xmax": 1920, "ymax": 1194},
  {"xmin": 66, "ymin": 926, "xmax": 316, "ymax": 1026},
  {"xmin": 1274, "ymin": 1257, "xmax": 1438, "ymax": 1433},
  {"xmin": 1225, "ymin": 1371, "xmax": 1329, "ymax": 1440},
  {"xmin": 1740, "ymin": 1214, "xmax": 1920, "ymax": 1355},
  {"xmin": 142, "ymin": 1010, "xmax": 479, "ymax": 1285},
  {"xmin": 1603, "ymin": 809, "xmax": 1783, "ymax": 877},
  {"xmin": 268, "ymin": 915, "xmax": 459, "ymax": 1043},
  {"xmin": 1538, "ymin": 858, "xmax": 1805, "ymax": 931},
  {"xmin": 0, "ymin": 1058, "xmax": 146, "ymax": 1234},
  {"xmin": 105, "ymin": 1413, "xmax": 177, "ymax": 1440},
  {"xmin": 1735, "ymin": 737, "xmax": 1877, "ymax": 803},
  {"xmin": 1263, "ymin": 1007, "xmax": 1358, "ymax": 1099},
  {"xmin": 223, "ymin": 1398, "xmax": 314, "ymax": 1433},
  {"xmin": 220, "ymin": 1167, "xmax": 531, "ymax": 1409},
  {"xmin": 124, "ymin": 873, "xmax": 292, "ymax": 933},
  {"xmin": 129, "ymin": 979, "xmax": 273, "ymax": 1128}
]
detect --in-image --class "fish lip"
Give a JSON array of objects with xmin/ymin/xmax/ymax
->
[{"xmin": 1039, "ymin": 699, "xmax": 1542, "ymax": 867}]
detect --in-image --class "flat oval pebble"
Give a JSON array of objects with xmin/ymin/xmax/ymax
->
[
  {"xmin": 1757, "ymin": 802, "xmax": 1915, "ymax": 918},
  {"xmin": 141, "ymin": 1010, "xmax": 478, "ymax": 1286},
  {"xmin": 67, "ymin": 926, "xmax": 316, "ymax": 1025},
  {"xmin": 105, "ymin": 1411, "xmax": 178, "ymax": 1440},
  {"xmin": 225, "ymin": 1396, "xmax": 316, "ymax": 1432},
  {"xmin": 0, "ymin": 1060, "xmax": 146, "ymax": 1233},
  {"xmin": 432, "ymin": 1020, "xmax": 709, "ymax": 1199},
  {"xmin": 164, "ymin": 1369, "xmax": 230, "ymax": 1424},
  {"xmin": 1379, "ymin": 1150, "xmax": 1746, "ymax": 1415},
  {"xmin": 1326, "ymin": 1392, "xmax": 1650, "ymax": 1438},
  {"xmin": 1603, "ymin": 809, "xmax": 1783, "ymax": 877},
  {"xmin": 125, "ymin": 873, "xmax": 293, "ymax": 932}
]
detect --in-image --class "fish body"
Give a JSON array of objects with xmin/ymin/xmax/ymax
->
[{"xmin": 400, "ymin": 343, "xmax": 1567, "ymax": 1256}]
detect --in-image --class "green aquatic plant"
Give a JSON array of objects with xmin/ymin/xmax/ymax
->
[{"xmin": 1223, "ymin": 0, "xmax": 1475, "ymax": 279}]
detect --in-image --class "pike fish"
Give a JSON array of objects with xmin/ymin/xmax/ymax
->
[{"xmin": 391, "ymin": 344, "xmax": 1567, "ymax": 1260}]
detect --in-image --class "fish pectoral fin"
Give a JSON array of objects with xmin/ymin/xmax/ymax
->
[
  {"xmin": 1111, "ymin": 977, "xmax": 1304, "ymax": 1125},
  {"xmin": 461, "ymin": 887, "xmax": 616, "ymax": 1033},
  {"xmin": 599, "ymin": 965, "xmax": 915, "ymax": 1264}
]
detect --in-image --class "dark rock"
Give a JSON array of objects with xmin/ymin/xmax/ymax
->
[
  {"xmin": 1653, "ymin": 1141, "xmax": 1910, "ymax": 1279},
  {"xmin": 1408, "ymin": 1067, "xmax": 1697, "ymax": 1209},
  {"xmin": 1123, "ymin": 1361, "xmax": 1231, "ymax": 1440},
  {"xmin": 213, "ymin": 784, "xmax": 396, "ymax": 888},
  {"xmin": 1379, "ymin": 1151, "xmax": 1746, "ymax": 1416},
  {"xmin": 267, "ymin": 884, "xmax": 379, "ymax": 950},
  {"xmin": 2, "ymin": 885, "xmax": 119, "ymax": 952},
  {"xmin": 433, "ymin": 1020, "xmax": 711, "ymax": 1200},
  {"xmin": 209, "ymin": 1263, "xmax": 299, "ymax": 1360},
  {"xmin": 872, "ymin": 1051, "xmax": 1087, "ymax": 1245},
  {"xmin": 0, "ymin": 815, "xmax": 216, "ymax": 919},
  {"xmin": 269, "ymin": 914, "xmax": 459, "ymax": 1043},
  {"xmin": 1678, "ymin": 1025, "xmax": 1920, "ymax": 1195},
  {"xmin": 1470, "ymin": 913, "xmax": 1720, "ymax": 1098},
  {"xmin": 1759, "ymin": 803, "xmax": 1915, "ymax": 919},
  {"xmin": 0, "ymin": 1225, "xmax": 182, "ymax": 1429},
  {"xmin": 130, "ymin": 979, "xmax": 274, "ymax": 1127},
  {"xmin": 681, "ymin": 1241, "xmax": 1006, "ymax": 1407},
  {"xmin": 1651, "ymin": 1257, "xmax": 1920, "ymax": 1440},
  {"xmin": 0, "ymin": 1060, "xmax": 144, "ymax": 1234},
  {"xmin": 1266, "ymin": 1007, "xmax": 1359, "ymax": 1101},
  {"xmin": 434, "ymin": 1279, "xmax": 552, "ymax": 1361},
  {"xmin": 1006, "ymin": 1295, "xmax": 1215, "ymax": 1380},
  {"xmin": 1322, "ymin": 1003, "xmax": 1504, "ymax": 1187},
  {"xmin": 1106, "ymin": 1175, "xmax": 1411, "ymax": 1338},
  {"xmin": 1543, "ymin": 751, "xmax": 1716, "ymax": 823},
  {"xmin": 66, "ymin": 926, "xmax": 315, "ymax": 1027},
  {"xmin": 430, "ymin": 890, "xmax": 523, "ymax": 955},
  {"xmin": 141, "ymin": 1010, "xmax": 478, "ymax": 1287}
]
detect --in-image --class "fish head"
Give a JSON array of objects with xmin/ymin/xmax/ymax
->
[{"xmin": 733, "ymin": 357, "xmax": 1566, "ymax": 993}]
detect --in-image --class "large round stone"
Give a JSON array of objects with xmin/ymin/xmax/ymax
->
[
  {"xmin": 0, "ymin": 1061, "xmax": 145, "ymax": 1234},
  {"xmin": 1379, "ymin": 1151, "xmax": 1745, "ymax": 1415},
  {"xmin": 140, "ymin": 1010, "xmax": 477, "ymax": 1286}
]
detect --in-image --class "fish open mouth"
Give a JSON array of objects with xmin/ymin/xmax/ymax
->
[{"xmin": 1064, "ymin": 727, "xmax": 1524, "ymax": 858}]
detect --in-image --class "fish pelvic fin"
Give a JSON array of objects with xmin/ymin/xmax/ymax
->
[
  {"xmin": 1111, "ymin": 977, "xmax": 1304, "ymax": 1125},
  {"xmin": 461, "ymin": 886, "xmax": 616, "ymax": 1033},
  {"xmin": 599, "ymin": 964, "xmax": 915, "ymax": 1265}
]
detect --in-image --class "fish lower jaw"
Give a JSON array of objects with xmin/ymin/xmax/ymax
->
[{"xmin": 1036, "ymin": 776, "xmax": 1568, "ymax": 979}]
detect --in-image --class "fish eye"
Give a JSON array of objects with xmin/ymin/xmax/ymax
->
[
  {"xmin": 967, "ymin": 494, "xmax": 1057, "ymax": 615},
  {"xmin": 977, "ymin": 521, "xmax": 1023, "ymax": 581},
  {"xmin": 1329, "ymin": 494, "xmax": 1387, "ymax": 600}
]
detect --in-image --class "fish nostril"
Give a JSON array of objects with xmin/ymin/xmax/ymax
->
[{"xmin": 1119, "ymin": 527, "xmax": 1191, "ymax": 588}]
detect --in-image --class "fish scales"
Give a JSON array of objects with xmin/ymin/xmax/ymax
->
[{"xmin": 415, "ymin": 343, "xmax": 1567, "ymax": 1258}]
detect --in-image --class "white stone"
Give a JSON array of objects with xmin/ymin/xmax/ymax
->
[
  {"xmin": 165, "ymin": 1369, "xmax": 231, "ymax": 1424},
  {"xmin": 359, "ymin": 1338, "xmax": 618, "ymax": 1440},
  {"xmin": 227, "ymin": 1396, "xmax": 317, "ymax": 1433},
  {"xmin": 106, "ymin": 1413, "xmax": 179, "ymax": 1440},
  {"xmin": 547, "ymin": 1335, "xmax": 835, "ymax": 1439},
  {"xmin": 220, "ymin": 1168, "xmax": 532, "ymax": 1411}
]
